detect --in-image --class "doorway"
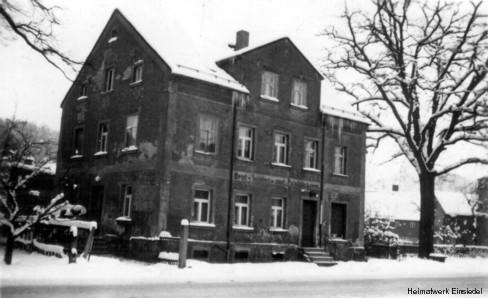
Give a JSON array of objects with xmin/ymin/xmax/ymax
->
[
  {"xmin": 90, "ymin": 185, "xmax": 104, "ymax": 224},
  {"xmin": 331, "ymin": 203, "xmax": 347, "ymax": 238},
  {"xmin": 301, "ymin": 200, "xmax": 317, "ymax": 247}
]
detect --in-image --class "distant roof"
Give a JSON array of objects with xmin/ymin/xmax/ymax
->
[
  {"xmin": 322, "ymin": 105, "xmax": 371, "ymax": 125},
  {"xmin": 436, "ymin": 191, "xmax": 474, "ymax": 217},
  {"xmin": 216, "ymin": 36, "xmax": 324, "ymax": 79},
  {"xmin": 366, "ymin": 190, "xmax": 420, "ymax": 221},
  {"xmin": 366, "ymin": 190, "xmax": 476, "ymax": 220},
  {"xmin": 116, "ymin": 9, "xmax": 249, "ymax": 93}
]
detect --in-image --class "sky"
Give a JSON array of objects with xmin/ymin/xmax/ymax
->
[
  {"xmin": 1, "ymin": 0, "xmax": 487, "ymax": 183},
  {"xmin": 0, "ymin": 0, "xmax": 359, "ymax": 129}
]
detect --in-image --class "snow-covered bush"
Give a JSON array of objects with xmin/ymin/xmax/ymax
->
[
  {"xmin": 434, "ymin": 224, "xmax": 460, "ymax": 244},
  {"xmin": 364, "ymin": 212, "xmax": 399, "ymax": 247}
]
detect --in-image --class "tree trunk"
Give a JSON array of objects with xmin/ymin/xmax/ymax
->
[
  {"xmin": 4, "ymin": 229, "xmax": 14, "ymax": 265},
  {"xmin": 418, "ymin": 172, "xmax": 436, "ymax": 258}
]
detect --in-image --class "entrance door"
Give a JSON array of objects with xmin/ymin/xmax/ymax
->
[
  {"xmin": 331, "ymin": 203, "xmax": 346, "ymax": 238},
  {"xmin": 90, "ymin": 186, "xmax": 104, "ymax": 224},
  {"xmin": 301, "ymin": 200, "xmax": 317, "ymax": 247}
]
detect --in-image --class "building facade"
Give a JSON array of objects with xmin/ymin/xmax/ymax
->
[{"xmin": 56, "ymin": 9, "xmax": 368, "ymax": 261}]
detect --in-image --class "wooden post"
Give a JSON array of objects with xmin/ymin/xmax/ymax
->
[
  {"xmin": 178, "ymin": 219, "xmax": 189, "ymax": 269},
  {"xmin": 82, "ymin": 226, "xmax": 96, "ymax": 261},
  {"xmin": 69, "ymin": 226, "xmax": 78, "ymax": 264}
]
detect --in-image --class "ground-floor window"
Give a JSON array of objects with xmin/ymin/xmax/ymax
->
[
  {"xmin": 192, "ymin": 189, "xmax": 211, "ymax": 223},
  {"xmin": 121, "ymin": 184, "xmax": 133, "ymax": 217},
  {"xmin": 271, "ymin": 197, "xmax": 285, "ymax": 229},
  {"xmin": 234, "ymin": 194, "xmax": 250, "ymax": 227}
]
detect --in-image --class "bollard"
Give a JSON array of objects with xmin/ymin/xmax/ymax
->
[
  {"xmin": 69, "ymin": 226, "xmax": 78, "ymax": 264},
  {"xmin": 178, "ymin": 219, "xmax": 189, "ymax": 268}
]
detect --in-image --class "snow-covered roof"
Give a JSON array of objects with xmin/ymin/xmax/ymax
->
[
  {"xmin": 366, "ymin": 190, "xmax": 477, "ymax": 220},
  {"xmin": 117, "ymin": 9, "xmax": 249, "ymax": 93},
  {"xmin": 365, "ymin": 190, "xmax": 420, "ymax": 221},
  {"xmin": 436, "ymin": 191, "xmax": 474, "ymax": 217},
  {"xmin": 216, "ymin": 36, "xmax": 324, "ymax": 79},
  {"xmin": 322, "ymin": 105, "xmax": 371, "ymax": 125}
]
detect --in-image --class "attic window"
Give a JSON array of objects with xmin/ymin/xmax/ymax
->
[
  {"xmin": 104, "ymin": 67, "xmax": 115, "ymax": 92},
  {"xmin": 78, "ymin": 83, "xmax": 88, "ymax": 100},
  {"xmin": 131, "ymin": 60, "xmax": 143, "ymax": 84},
  {"xmin": 108, "ymin": 29, "xmax": 118, "ymax": 43}
]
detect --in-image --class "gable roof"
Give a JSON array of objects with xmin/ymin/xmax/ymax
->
[
  {"xmin": 366, "ymin": 190, "xmax": 420, "ymax": 221},
  {"xmin": 322, "ymin": 105, "xmax": 370, "ymax": 125},
  {"xmin": 216, "ymin": 37, "xmax": 324, "ymax": 79},
  {"xmin": 114, "ymin": 9, "xmax": 248, "ymax": 93},
  {"xmin": 366, "ymin": 190, "xmax": 476, "ymax": 221},
  {"xmin": 436, "ymin": 191, "xmax": 475, "ymax": 217}
]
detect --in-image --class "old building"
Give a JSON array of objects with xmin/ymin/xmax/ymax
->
[{"xmin": 56, "ymin": 9, "xmax": 368, "ymax": 262}]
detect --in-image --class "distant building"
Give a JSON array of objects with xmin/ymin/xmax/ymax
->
[
  {"xmin": 476, "ymin": 177, "xmax": 488, "ymax": 245},
  {"xmin": 366, "ymin": 189, "xmax": 481, "ymax": 245},
  {"xmin": 365, "ymin": 190, "xmax": 420, "ymax": 243},
  {"xmin": 56, "ymin": 9, "xmax": 368, "ymax": 262}
]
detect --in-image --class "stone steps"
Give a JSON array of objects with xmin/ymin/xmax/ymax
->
[
  {"xmin": 90, "ymin": 237, "xmax": 111, "ymax": 255},
  {"xmin": 301, "ymin": 247, "xmax": 338, "ymax": 267}
]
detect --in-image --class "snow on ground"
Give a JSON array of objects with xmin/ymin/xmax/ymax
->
[{"xmin": 1, "ymin": 249, "xmax": 488, "ymax": 287}]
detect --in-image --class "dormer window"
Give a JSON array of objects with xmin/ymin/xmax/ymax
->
[
  {"xmin": 261, "ymin": 71, "xmax": 279, "ymax": 101},
  {"xmin": 131, "ymin": 60, "xmax": 143, "ymax": 84},
  {"xmin": 291, "ymin": 79, "xmax": 307, "ymax": 108}
]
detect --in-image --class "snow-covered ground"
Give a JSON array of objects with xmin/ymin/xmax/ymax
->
[{"xmin": 1, "ymin": 249, "xmax": 488, "ymax": 287}]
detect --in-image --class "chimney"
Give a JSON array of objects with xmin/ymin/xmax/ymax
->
[
  {"xmin": 392, "ymin": 184, "xmax": 399, "ymax": 192},
  {"xmin": 229, "ymin": 30, "xmax": 249, "ymax": 51}
]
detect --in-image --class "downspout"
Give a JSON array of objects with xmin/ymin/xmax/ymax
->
[
  {"xmin": 319, "ymin": 113, "xmax": 326, "ymax": 247},
  {"xmin": 226, "ymin": 95, "xmax": 238, "ymax": 261}
]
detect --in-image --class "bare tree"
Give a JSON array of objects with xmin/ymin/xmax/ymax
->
[
  {"xmin": 0, "ymin": 0, "xmax": 79, "ymax": 78},
  {"xmin": 0, "ymin": 118, "xmax": 72, "ymax": 265},
  {"xmin": 324, "ymin": 0, "xmax": 488, "ymax": 257}
]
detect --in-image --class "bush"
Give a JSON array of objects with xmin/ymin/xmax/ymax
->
[{"xmin": 364, "ymin": 213, "xmax": 399, "ymax": 247}]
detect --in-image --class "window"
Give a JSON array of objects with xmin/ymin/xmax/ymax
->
[
  {"xmin": 75, "ymin": 105, "xmax": 86, "ymax": 122},
  {"xmin": 121, "ymin": 185, "xmax": 132, "ymax": 217},
  {"xmin": 132, "ymin": 61, "xmax": 143, "ymax": 83},
  {"xmin": 192, "ymin": 249, "xmax": 209, "ymax": 261},
  {"xmin": 271, "ymin": 198, "xmax": 285, "ymax": 229},
  {"xmin": 108, "ymin": 29, "xmax": 118, "ymax": 43},
  {"xmin": 97, "ymin": 123, "xmax": 109, "ymax": 153},
  {"xmin": 273, "ymin": 133, "xmax": 289, "ymax": 165},
  {"xmin": 104, "ymin": 67, "xmax": 114, "ymax": 92},
  {"xmin": 197, "ymin": 115, "xmax": 218, "ymax": 154},
  {"xmin": 261, "ymin": 71, "xmax": 279, "ymax": 99},
  {"xmin": 73, "ymin": 127, "xmax": 84, "ymax": 155},
  {"xmin": 304, "ymin": 140, "xmax": 319, "ymax": 169},
  {"xmin": 124, "ymin": 115, "xmax": 138, "ymax": 148},
  {"xmin": 237, "ymin": 126, "xmax": 254, "ymax": 160},
  {"xmin": 334, "ymin": 146, "xmax": 347, "ymax": 175},
  {"xmin": 234, "ymin": 194, "xmax": 250, "ymax": 227},
  {"xmin": 291, "ymin": 79, "xmax": 307, "ymax": 107},
  {"xmin": 192, "ymin": 189, "xmax": 211, "ymax": 223},
  {"xmin": 80, "ymin": 84, "xmax": 88, "ymax": 98}
]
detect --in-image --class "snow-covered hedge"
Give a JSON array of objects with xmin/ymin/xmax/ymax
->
[{"xmin": 434, "ymin": 244, "xmax": 488, "ymax": 258}]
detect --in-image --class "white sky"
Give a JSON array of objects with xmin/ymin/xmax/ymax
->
[
  {"xmin": 0, "ymin": 0, "xmax": 362, "ymax": 129},
  {"xmin": 1, "ymin": 0, "xmax": 487, "ymax": 182}
]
